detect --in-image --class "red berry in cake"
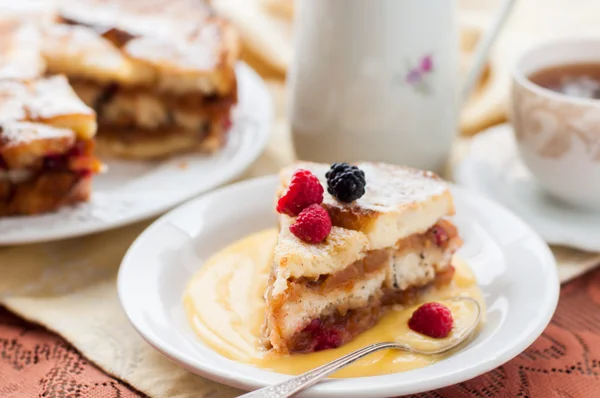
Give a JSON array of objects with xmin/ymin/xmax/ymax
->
[
  {"xmin": 222, "ymin": 115, "xmax": 233, "ymax": 130},
  {"xmin": 431, "ymin": 225, "xmax": 449, "ymax": 247},
  {"xmin": 300, "ymin": 318, "xmax": 344, "ymax": 351},
  {"xmin": 303, "ymin": 318, "xmax": 322, "ymax": 333},
  {"xmin": 408, "ymin": 302, "xmax": 453, "ymax": 338},
  {"xmin": 314, "ymin": 327, "xmax": 343, "ymax": 351},
  {"xmin": 277, "ymin": 169, "xmax": 324, "ymax": 216},
  {"xmin": 289, "ymin": 204, "xmax": 332, "ymax": 243}
]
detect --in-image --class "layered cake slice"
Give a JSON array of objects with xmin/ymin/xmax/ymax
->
[
  {"xmin": 0, "ymin": 72, "xmax": 102, "ymax": 215},
  {"xmin": 41, "ymin": 0, "xmax": 240, "ymax": 159},
  {"xmin": 264, "ymin": 162, "xmax": 462, "ymax": 354},
  {"xmin": 0, "ymin": 18, "xmax": 102, "ymax": 216}
]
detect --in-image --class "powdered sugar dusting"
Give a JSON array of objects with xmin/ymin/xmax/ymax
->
[
  {"xmin": 0, "ymin": 80, "xmax": 29, "ymax": 122},
  {"xmin": 281, "ymin": 162, "xmax": 449, "ymax": 213},
  {"xmin": 0, "ymin": 20, "xmax": 45, "ymax": 81},
  {"xmin": 43, "ymin": 23, "xmax": 130, "ymax": 73},
  {"xmin": 28, "ymin": 75, "xmax": 95, "ymax": 120},
  {"xmin": 57, "ymin": 0, "xmax": 226, "ymax": 74},
  {"xmin": 0, "ymin": 121, "xmax": 74, "ymax": 147},
  {"xmin": 0, "ymin": 76, "xmax": 94, "ymax": 124}
]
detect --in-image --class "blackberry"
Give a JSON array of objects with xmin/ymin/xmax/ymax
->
[{"xmin": 325, "ymin": 163, "xmax": 366, "ymax": 203}]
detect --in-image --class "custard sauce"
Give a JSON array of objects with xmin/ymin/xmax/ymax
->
[{"xmin": 184, "ymin": 228, "xmax": 485, "ymax": 378}]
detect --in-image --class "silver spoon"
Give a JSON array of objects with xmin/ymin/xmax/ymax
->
[{"xmin": 239, "ymin": 297, "xmax": 481, "ymax": 398}]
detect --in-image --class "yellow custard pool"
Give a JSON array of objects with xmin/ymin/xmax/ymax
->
[{"xmin": 184, "ymin": 228, "xmax": 486, "ymax": 378}]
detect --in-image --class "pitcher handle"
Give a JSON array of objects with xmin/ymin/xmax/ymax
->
[{"xmin": 461, "ymin": 0, "xmax": 518, "ymax": 103}]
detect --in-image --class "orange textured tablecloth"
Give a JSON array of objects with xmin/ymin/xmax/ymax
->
[{"xmin": 2, "ymin": 269, "xmax": 600, "ymax": 398}]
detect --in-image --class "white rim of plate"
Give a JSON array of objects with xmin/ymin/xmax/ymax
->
[
  {"xmin": 118, "ymin": 175, "xmax": 559, "ymax": 397},
  {"xmin": 0, "ymin": 63, "xmax": 273, "ymax": 245}
]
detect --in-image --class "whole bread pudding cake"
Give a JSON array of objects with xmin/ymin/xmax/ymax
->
[
  {"xmin": 263, "ymin": 162, "xmax": 462, "ymax": 354},
  {"xmin": 0, "ymin": 0, "xmax": 239, "ymax": 215},
  {"xmin": 42, "ymin": 0, "xmax": 240, "ymax": 159}
]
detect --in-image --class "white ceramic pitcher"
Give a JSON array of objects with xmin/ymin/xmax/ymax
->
[{"xmin": 289, "ymin": 0, "xmax": 514, "ymax": 173}]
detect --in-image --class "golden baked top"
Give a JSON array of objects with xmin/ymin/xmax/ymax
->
[
  {"xmin": 0, "ymin": 121, "xmax": 76, "ymax": 169},
  {"xmin": 278, "ymin": 162, "xmax": 455, "ymax": 250},
  {"xmin": 271, "ymin": 215, "xmax": 370, "ymax": 294},
  {"xmin": 43, "ymin": 0, "xmax": 239, "ymax": 95},
  {"xmin": 0, "ymin": 76, "xmax": 96, "ymax": 140}
]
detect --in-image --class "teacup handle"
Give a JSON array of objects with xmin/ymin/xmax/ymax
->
[{"xmin": 461, "ymin": 0, "xmax": 518, "ymax": 103}]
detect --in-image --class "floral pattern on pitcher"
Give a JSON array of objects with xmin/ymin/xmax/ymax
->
[{"xmin": 404, "ymin": 54, "xmax": 434, "ymax": 95}]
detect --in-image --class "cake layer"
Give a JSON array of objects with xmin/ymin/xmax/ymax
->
[
  {"xmin": 94, "ymin": 119, "xmax": 227, "ymax": 159},
  {"xmin": 292, "ymin": 249, "xmax": 390, "ymax": 293},
  {"xmin": 271, "ymin": 216, "xmax": 459, "ymax": 296},
  {"xmin": 264, "ymin": 267, "xmax": 388, "ymax": 354},
  {"xmin": 0, "ymin": 121, "xmax": 75, "ymax": 169},
  {"xmin": 267, "ymin": 266, "xmax": 456, "ymax": 354},
  {"xmin": 70, "ymin": 79, "xmax": 236, "ymax": 131},
  {"xmin": 0, "ymin": 76, "xmax": 97, "ymax": 139},
  {"xmin": 278, "ymin": 162, "xmax": 455, "ymax": 250},
  {"xmin": 0, "ymin": 133, "xmax": 99, "ymax": 216},
  {"xmin": 1, "ymin": 133, "xmax": 100, "ymax": 174},
  {"xmin": 265, "ymin": 221, "xmax": 461, "ymax": 353},
  {"xmin": 272, "ymin": 215, "xmax": 370, "ymax": 292},
  {"xmin": 388, "ymin": 219, "xmax": 461, "ymax": 290},
  {"xmin": 0, "ymin": 171, "xmax": 91, "ymax": 216}
]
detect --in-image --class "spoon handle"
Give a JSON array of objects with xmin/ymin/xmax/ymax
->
[{"xmin": 237, "ymin": 342, "xmax": 399, "ymax": 398}]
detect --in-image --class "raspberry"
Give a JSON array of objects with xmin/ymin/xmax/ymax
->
[
  {"xmin": 303, "ymin": 318, "xmax": 322, "ymax": 333},
  {"xmin": 408, "ymin": 302, "xmax": 454, "ymax": 338},
  {"xmin": 301, "ymin": 319, "xmax": 344, "ymax": 351},
  {"xmin": 314, "ymin": 327, "xmax": 343, "ymax": 351},
  {"xmin": 277, "ymin": 169, "xmax": 324, "ymax": 216},
  {"xmin": 325, "ymin": 163, "xmax": 366, "ymax": 203},
  {"xmin": 289, "ymin": 204, "xmax": 332, "ymax": 243}
]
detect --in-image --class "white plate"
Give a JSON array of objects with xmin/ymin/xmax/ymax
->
[
  {"xmin": 118, "ymin": 176, "xmax": 559, "ymax": 398},
  {"xmin": 0, "ymin": 63, "xmax": 272, "ymax": 245},
  {"xmin": 454, "ymin": 124, "xmax": 600, "ymax": 252}
]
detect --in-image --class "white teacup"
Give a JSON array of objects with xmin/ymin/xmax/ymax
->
[{"xmin": 511, "ymin": 38, "xmax": 600, "ymax": 210}]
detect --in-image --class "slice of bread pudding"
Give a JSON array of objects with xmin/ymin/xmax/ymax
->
[{"xmin": 264, "ymin": 162, "xmax": 462, "ymax": 354}]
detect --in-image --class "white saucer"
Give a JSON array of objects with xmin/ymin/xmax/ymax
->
[
  {"xmin": 454, "ymin": 124, "xmax": 600, "ymax": 252},
  {"xmin": 0, "ymin": 63, "xmax": 272, "ymax": 245},
  {"xmin": 118, "ymin": 176, "xmax": 559, "ymax": 398}
]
